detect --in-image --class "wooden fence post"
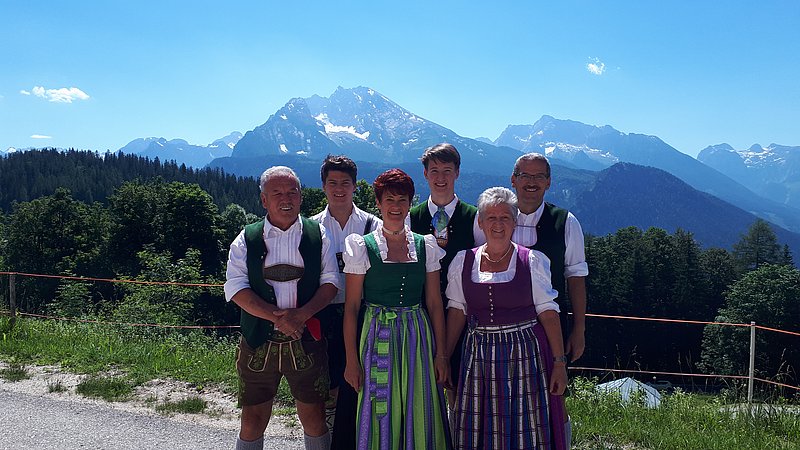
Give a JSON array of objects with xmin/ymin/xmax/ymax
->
[
  {"xmin": 8, "ymin": 273, "xmax": 16, "ymax": 328},
  {"xmin": 747, "ymin": 321, "xmax": 756, "ymax": 404}
]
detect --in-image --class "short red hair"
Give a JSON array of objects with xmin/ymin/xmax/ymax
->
[{"xmin": 373, "ymin": 168, "xmax": 414, "ymax": 202}]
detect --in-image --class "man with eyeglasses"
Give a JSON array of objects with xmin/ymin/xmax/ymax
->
[{"xmin": 510, "ymin": 152, "xmax": 588, "ymax": 449}]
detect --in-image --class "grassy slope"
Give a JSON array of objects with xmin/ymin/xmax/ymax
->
[{"xmin": 1, "ymin": 317, "xmax": 798, "ymax": 449}]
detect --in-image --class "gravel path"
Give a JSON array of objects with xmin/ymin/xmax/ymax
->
[{"xmin": 0, "ymin": 363, "xmax": 306, "ymax": 450}]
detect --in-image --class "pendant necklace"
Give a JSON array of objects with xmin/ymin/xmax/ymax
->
[{"xmin": 382, "ymin": 226, "xmax": 404, "ymax": 236}]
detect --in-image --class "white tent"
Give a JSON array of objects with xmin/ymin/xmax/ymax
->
[{"xmin": 596, "ymin": 377, "xmax": 662, "ymax": 408}]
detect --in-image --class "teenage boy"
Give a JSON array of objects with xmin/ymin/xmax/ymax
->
[{"xmin": 407, "ymin": 142, "xmax": 485, "ymax": 407}]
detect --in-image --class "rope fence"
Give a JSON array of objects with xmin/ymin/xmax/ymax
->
[
  {"xmin": 2, "ymin": 271, "xmax": 799, "ymax": 395},
  {"xmin": 0, "ymin": 271, "xmax": 224, "ymax": 288},
  {"xmin": 9, "ymin": 311, "xmax": 240, "ymax": 329}
]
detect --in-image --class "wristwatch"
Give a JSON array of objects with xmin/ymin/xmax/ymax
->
[{"xmin": 553, "ymin": 355, "xmax": 568, "ymax": 363}]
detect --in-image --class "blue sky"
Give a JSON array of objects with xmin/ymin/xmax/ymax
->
[{"xmin": 2, "ymin": 1, "xmax": 798, "ymax": 157}]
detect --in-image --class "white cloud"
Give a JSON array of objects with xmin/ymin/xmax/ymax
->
[
  {"xmin": 587, "ymin": 58, "xmax": 606, "ymax": 76},
  {"xmin": 31, "ymin": 134, "xmax": 53, "ymax": 139},
  {"xmin": 25, "ymin": 85, "xmax": 90, "ymax": 103}
]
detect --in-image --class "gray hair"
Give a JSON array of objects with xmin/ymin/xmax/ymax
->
[
  {"xmin": 513, "ymin": 152, "xmax": 551, "ymax": 177},
  {"xmin": 259, "ymin": 166, "xmax": 300, "ymax": 192},
  {"xmin": 476, "ymin": 186, "xmax": 518, "ymax": 220}
]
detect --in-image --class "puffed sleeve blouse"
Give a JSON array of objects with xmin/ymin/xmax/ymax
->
[
  {"xmin": 445, "ymin": 243, "xmax": 559, "ymax": 315},
  {"xmin": 342, "ymin": 228, "xmax": 446, "ymax": 274}
]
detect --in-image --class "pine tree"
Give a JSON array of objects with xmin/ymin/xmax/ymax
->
[{"xmin": 732, "ymin": 219, "xmax": 782, "ymax": 273}]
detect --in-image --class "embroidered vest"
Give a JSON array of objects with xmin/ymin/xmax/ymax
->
[
  {"xmin": 409, "ymin": 200, "xmax": 477, "ymax": 297},
  {"xmin": 462, "ymin": 246, "xmax": 538, "ymax": 326},
  {"xmin": 241, "ymin": 217, "xmax": 322, "ymax": 348}
]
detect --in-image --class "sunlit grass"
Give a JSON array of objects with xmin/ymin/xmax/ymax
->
[
  {"xmin": 0, "ymin": 317, "xmax": 295, "ymax": 406},
  {"xmin": 568, "ymin": 377, "xmax": 800, "ymax": 450},
  {"xmin": 0, "ymin": 362, "xmax": 29, "ymax": 382},
  {"xmin": 0, "ymin": 317, "xmax": 237, "ymax": 392}
]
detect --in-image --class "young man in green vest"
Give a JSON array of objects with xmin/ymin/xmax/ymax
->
[
  {"xmin": 407, "ymin": 142, "xmax": 485, "ymax": 407},
  {"xmin": 224, "ymin": 166, "xmax": 340, "ymax": 450},
  {"xmin": 511, "ymin": 153, "xmax": 588, "ymax": 448}
]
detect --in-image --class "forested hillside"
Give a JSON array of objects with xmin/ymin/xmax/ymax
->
[{"xmin": 0, "ymin": 149, "xmax": 263, "ymax": 214}]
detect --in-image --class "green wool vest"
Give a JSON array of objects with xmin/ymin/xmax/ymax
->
[
  {"xmin": 529, "ymin": 203, "xmax": 569, "ymax": 310},
  {"xmin": 241, "ymin": 217, "xmax": 322, "ymax": 348},
  {"xmin": 362, "ymin": 232, "xmax": 427, "ymax": 307},
  {"xmin": 409, "ymin": 200, "xmax": 477, "ymax": 296}
]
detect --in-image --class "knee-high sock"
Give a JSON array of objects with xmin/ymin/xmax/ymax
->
[
  {"xmin": 304, "ymin": 431, "xmax": 331, "ymax": 450},
  {"xmin": 236, "ymin": 436, "xmax": 264, "ymax": 450}
]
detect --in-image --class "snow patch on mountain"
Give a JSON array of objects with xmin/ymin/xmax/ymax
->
[
  {"xmin": 314, "ymin": 113, "xmax": 370, "ymax": 140},
  {"xmin": 543, "ymin": 142, "xmax": 619, "ymax": 164}
]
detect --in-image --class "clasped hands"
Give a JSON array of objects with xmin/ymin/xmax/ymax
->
[{"xmin": 272, "ymin": 308, "xmax": 309, "ymax": 340}]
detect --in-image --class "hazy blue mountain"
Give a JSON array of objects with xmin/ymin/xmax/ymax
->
[
  {"xmin": 495, "ymin": 116, "xmax": 620, "ymax": 169},
  {"xmin": 572, "ymin": 163, "xmax": 800, "ymax": 256},
  {"xmin": 698, "ymin": 143, "xmax": 800, "ymax": 210},
  {"xmin": 495, "ymin": 116, "xmax": 800, "ymax": 233},
  {"xmin": 230, "ymin": 86, "xmax": 521, "ymax": 175},
  {"xmin": 118, "ymin": 132, "xmax": 241, "ymax": 168},
  {"xmin": 211, "ymin": 154, "xmax": 800, "ymax": 255}
]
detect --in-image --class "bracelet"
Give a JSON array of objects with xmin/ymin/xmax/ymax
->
[
  {"xmin": 553, "ymin": 355, "xmax": 568, "ymax": 364},
  {"xmin": 435, "ymin": 355, "xmax": 449, "ymax": 360}
]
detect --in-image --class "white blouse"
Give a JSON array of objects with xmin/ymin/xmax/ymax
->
[
  {"xmin": 445, "ymin": 243, "xmax": 559, "ymax": 315},
  {"xmin": 343, "ymin": 228, "xmax": 446, "ymax": 274}
]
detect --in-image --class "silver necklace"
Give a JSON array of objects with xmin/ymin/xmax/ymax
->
[{"xmin": 482, "ymin": 243, "xmax": 513, "ymax": 263}]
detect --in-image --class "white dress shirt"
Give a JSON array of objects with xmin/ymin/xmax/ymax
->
[
  {"xmin": 445, "ymin": 243, "xmax": 559, "ymax": 315},
  {"xmin": 405, "ymin": 195, "xmax": 487, "ymax": 246},
  {"xmin": 343, "ymin": 229, "xmax": 446, "ymax": 274},
  {"xmin": 512, "ymin": 202, "xmax": 589, "ymax": 279},
  {"xmin": 224, "ymin": 216, "xmax": 340, "ymax": 309},
  {"xmin": 311, "ymin": 204, "xmax": 382, "ymax": 304}
]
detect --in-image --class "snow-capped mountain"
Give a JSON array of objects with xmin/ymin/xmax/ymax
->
[
  {"xmin": 216, "ymin": 87, "xmax": 800, "ymax": 233},
  {"xmin": 698, "ymin": 143, "xmax": 800, "ymax": 210},
  {"xmin": 493, "ymin": 115, "xmax": 800, "ymax": 233},
  {"xmin": 118, "ymin": 132, "xmax": 241, "ymax": 168},
  {"xmin": 495, "ymin": 117, "xmax": 620, "ymax": 170},
  {"xmin": 231, "ymin": 86, "xmax": 521, "ymax": 175}
]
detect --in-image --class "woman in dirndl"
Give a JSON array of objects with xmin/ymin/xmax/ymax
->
[
  {"xmin": 445, "ymin": 186, "xmax": 568, "ymax": 450},
  {"xmin": 342, "ymin": 168, "xmax": 451, "ymax": 450}
]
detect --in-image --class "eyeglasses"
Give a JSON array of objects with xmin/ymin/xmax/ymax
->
[{"xmin": 513, "ymin": 172, "xmax": 549, "ymax": 182}]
